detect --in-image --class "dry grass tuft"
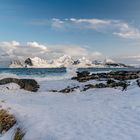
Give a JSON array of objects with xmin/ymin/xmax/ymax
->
[
  {"xmin": 13, "ymin": 128, "xmax": 24, "ymax": 140},
  {"xmin": 0, "ymin": 109, "xmax": 16, "ymax": 134}
]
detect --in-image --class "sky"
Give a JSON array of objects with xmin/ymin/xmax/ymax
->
[{"xmin": 0, "ymin": 0, "xmax": 140, "ymax": 65}]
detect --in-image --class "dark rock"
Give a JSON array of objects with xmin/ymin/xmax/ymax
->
[
  {"xmin": 0, "ymin": 78, "xmax": 40, "ymax": 92},
  {"xmin": 25, "ymin": 58, "xmax": 33, "ymax": 66},
  {"xmin": 73, "ymin": 60, "xmax": 80, "ymax": 65},
  {"xmin": 77, "ymin": 71, "xmax": 90, "ymax": 77},
  {"xmin": 95, "ymin": 83, "xmax": 107, "ymax": 88},
  {"xmin": 59, "ymin": 86, "xmax": 80, "ymax": 93},
  {"xmin": 72, "ymin": 70, "xmax": 140, "ymax": 82},
  {"xmin": 107, "ymin": 79, "xmax": 116, "ymax": 85},
  {"xmin": 137, "ymin": 79, "xmax": 140, "ymax": 87},
  {"xmin": 83, "ymin": 84, "xmax": 95, "ymax": 91},
  {"xmin": 19, "ymin": 79, "xmax": 40, "ymax": 92},
  {"xmin": 72, "ymin": 71, "xmax": 93, "ymax": 82}
]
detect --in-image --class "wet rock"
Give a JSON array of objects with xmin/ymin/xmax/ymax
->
[
  {"xmin": 77, "ymin": 71, "xmax": 90, "ymax": 77},
  {"xmin": 72, "ymin": 70, "xmax": 140, "ymax": 82},
  {"xmin": 95, "ymin": 83, "xmax": 107, "ymax": 88},
  {"xmin": 19, "ymin": 79, "xmax": 40, "ymax": 92},
  {"xmin": 59, "ymin": 86, "xmax": 80, "ymax": 93},
  {"xmin": 72, "ymin": 71, "xmax": 93, "ymax": 82},
  {"xmin": 107, "ymin": 79, "xmax": 116, "ymax": 85},
  {"xmin": 136, "ymin": 79, "xmax": 140, "ymax": 87},
  {"xmin": 0, "ymin": 78, "xmax": 40, "ymax": 92},
  {"xmin": 83, "ymin": 84, "xmax": 95, "ymax": 91}
]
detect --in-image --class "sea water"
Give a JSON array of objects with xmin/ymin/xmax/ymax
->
[{"xmin": 0, "ymin": 67, "xmax": 139, "ymax": 80}]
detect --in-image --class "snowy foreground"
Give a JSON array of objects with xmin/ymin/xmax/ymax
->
[{"xmin": 0, "ymin": 75, "xmax": 140, "ymax": 140}]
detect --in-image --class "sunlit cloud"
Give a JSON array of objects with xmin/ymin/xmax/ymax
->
[
  {"xmin": 31, "ymin": 18, "xmax": 140, "ymax": 39},
  {"xmin": 0, "ymin": 41, "xmax": 103, "ymax": 66}
]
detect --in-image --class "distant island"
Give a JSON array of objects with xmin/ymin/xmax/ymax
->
[{"xmin": 9, "ymin": 55, "xmax": 134, "ymax": 68}]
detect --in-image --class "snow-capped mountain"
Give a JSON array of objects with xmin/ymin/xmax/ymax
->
[
  {"xmin": 25, "ymin": 57, "xmax": 49, "ymax": 67},
  {"xmin": 74, "ymin": 57, "xmax": 92, "ymax": 67},
  {"xmin": 104, "ymin": 58, "xmax": 115, "ymax": 64},
  {"xmin": 9, "ymin": 60, "xmax": 23, "ymax": 68},
  {"xmin": 52, "ymin": 55, "xmax": 74, "ymax": 67},
  {"xmin": 9, "ymin": 55, "xmax": 74, "ymax": 68},
  {"xmin": 9, "ymin": 55, "xmax": 132, "ymax": 68},
  {"xmin": 9, "ymin": 57, "xmax": 48, "ymax": 68}
]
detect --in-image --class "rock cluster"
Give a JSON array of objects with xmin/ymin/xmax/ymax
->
[
  {"xmin": 0, "ymin": 78, "xmax": 40, "ymax": 92},
  {"xmin": 51, "ymin": 80, "xmax": 129, "ymax": 93},
  {"xmin": 72, "ymin": 71, "xmax": 140, "ymax": 82},
  {"xmin": 55, "ymin": 70, "xmax": 137, "ymax": 93}
]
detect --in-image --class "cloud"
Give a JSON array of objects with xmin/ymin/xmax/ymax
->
[
  {"xmin": 32, "ymin": 18, "xmax": 140, "ymax": 39},
  {"xmin": 0, "ymin": 41, "xmax": 103, "ymax": 66},
  {"xmin": 113, "ymin": 22, "xmax": 140, "ymax": 39},
  {"xmin": 0, "ymin": 41, "xmax": 48, "ymax": 60},
  {"xmin": 66, "ymin": 18, "xmax": 140, "ymax": 39},
  {"xmin": 51, "ymin": 18, "xmax": 64, "ymax": 29},
  {"xmin": 27, "ymin": 41, "xmax": 47, "ymax": 51},
  {"xmin": 112, "ymin": 54, "xmax": 140, "ymax": 66},
  {"xmin": 0, "ymin": 41, "xmax": 20, "ymax": 57},
  {"xmin": 0, "ymin": 41, "xmax": 20, "ymax": 47},
  {"xmin": 49, "ymin": 45, "xmax": 102, "ymax": 59}
]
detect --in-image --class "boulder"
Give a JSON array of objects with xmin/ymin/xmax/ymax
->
[{"xmin": 0, "ymin": 78, "xmax": 40, "ymax": 92}]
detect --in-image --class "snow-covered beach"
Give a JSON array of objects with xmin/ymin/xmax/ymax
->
[
  {"xmin": 0, "ymin": 69, "xmax": 140, "ymax": 140},
  {"xmin": 1, "ymin": 0, "xmax": 140, "ymax": 139}
]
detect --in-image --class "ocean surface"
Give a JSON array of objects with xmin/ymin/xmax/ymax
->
[{"xmin": 0, "ymin": 67, "xmax": 139, "ymax": 79}]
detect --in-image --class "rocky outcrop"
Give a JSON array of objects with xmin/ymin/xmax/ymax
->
[
  {"xmin": 50, "ymin": 80, "xmax": 129, "ymax": 93},
  {"xmin": 25, "ymin": 58, "xmax": 33, "ymax": 66},
  {"xmin": 105, "ymin": 63, "xmax": 132, "ymax": 68},
  {"xmin": 59, "ymin": 86, "xmax": 80, "ymax": 93},
  {"xmin": 72, "ymin": 71, "xmax": 140, "ymax": 82},
  {"xmin": 0, "ymin": 78, "xmax": 40, "ymax": 92}
]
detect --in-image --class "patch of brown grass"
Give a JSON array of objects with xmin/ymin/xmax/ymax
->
[
  {"xmin": 0, "ymin": 109, "xmax": 16, "ymax": 134},
  {"xmin": 13, "ymin": 128, "xmax": 24, "ymax": 140}
]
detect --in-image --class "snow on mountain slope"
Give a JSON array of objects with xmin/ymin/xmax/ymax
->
[
  {"xmin": 1, "ymin": 79, "xmax": 140, "ymax": 140},
  {"xmin": 75, "ymin": 57, "xmax": 92, "ymax": 67},
  {"xmin": 9, "ymin": 60, "xmax": 24, "ymax": 68},
  {"xmin": 52, "ymin": 55, "xmax": 74, "ymax": 67},
  {"xmin": 30, "ymin": 57, "xmax": 48, "ymax": 67},
  {"xmin": 9, "ymin": 56, "xmax": 130, "ymax": 68}
]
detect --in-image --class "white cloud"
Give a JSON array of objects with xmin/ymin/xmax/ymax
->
[
  {"xmin": 112, "ymin": 54, "xmax": 140, "ymax": 66},
  {"xmin": 0, "ymin": 40, "xmax": 20, "ymax": 48},
  {"xmin": 0, "ymin": 41, "xmax": 103, "ymax": 65},
  {"xmin": 51, "ymin": 18, "xmax": 64, "ymax": 29},
  {"xmin": 50, "ymin": 45, "xmax": 102, "ymax": 59},
  {"xmin": 27, "ymin": 41, "xmax": 47, "ymax": 51},
  {"xmin": 30, "ymin": 18, "xmax": 140, "ymax": 39},
  {"xmin": 0, "ymin": 41, "xmax": 20, "ymax": 57},
  {"xmin": 113, "ymin": 22, "xmax": 140, "ymax": 39},
  {"xmin": 32, "ymin": 18, "xmax": 140, "ymax": 39}
]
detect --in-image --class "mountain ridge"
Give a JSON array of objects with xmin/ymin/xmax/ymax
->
[{"xmin": 9, "ymin": 55, "xmax": 133, "ymax": 68}]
